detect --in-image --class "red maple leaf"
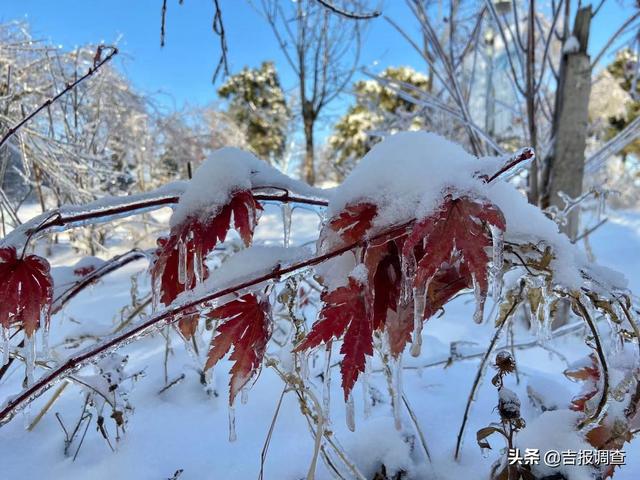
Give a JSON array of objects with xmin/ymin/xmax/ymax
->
[
  {"xmin": 295, "ymin": 277, "xmax": 372, "ymax": 399},
  {"xmin": 364, "ymin": 238, "xmax": 403, "ymax": 331},
  {"xmin": 403, "ymin": 194, "xmax": 505, "ymax": 322},
  {"xmin": 152, "ymin": 190, "xmax": 261, "ymax": 307},
  {"xmin": 204, "ymin": 293, "xmax": 271, "ymax": 404},
  {"xmin": 327, "ymin": 202, "xmax": 377, "ymax": 244},
  {"xmin": 0, "ymin": 246, "xmax": 53, "ymax": 337}
]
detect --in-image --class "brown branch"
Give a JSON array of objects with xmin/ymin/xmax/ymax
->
[
  {"xmin": 315, "ymin": 0, "xmax": 381, "ymax": 20},
  {"xmin": 0, "ymin": 45, "xmax": 118, "ymax": 153},
  {"xmin": 51, "ymin": 249, "xmax": 148, "ymax": 313},
  {"xmin": 0, "ymin": 149, "xmax": 527, "ymax": 425},
  {"xmin": 482, "ymin": 147, "xmax": 535, "ymax": 183},
  {"xmin": 573, "ymin": 295, "xmax": 610, "ymax": 430},
  {"xmin": 0, "ymin": 220, "xmax": 412, "ymax": 426},
  {"xmin": 8, "ymin": 189, "xmax": 329, "ymax": 251}
]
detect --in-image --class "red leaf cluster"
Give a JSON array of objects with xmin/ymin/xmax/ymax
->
[
  {"xmin": 297, "ymin": 194, "xmax": 505, "ymax": 399},
  {"xmin": 151, "ymin": 190, "xmax": 261, "ymax": 308},
  {"xmin": 403, "ymin": 194, "xmax": 505, "ymax": 322},
  {"xmin": 0, "ymin": 246, "xmax": 53, "ymax": 337},
  {"xmin": 204, "ymin": 294, "xmax": 271, "ymax": 403}
]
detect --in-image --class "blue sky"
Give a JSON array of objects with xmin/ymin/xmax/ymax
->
[{"xmin": 1, "ymin": 0, "xmax": 633, "ymax": 115}]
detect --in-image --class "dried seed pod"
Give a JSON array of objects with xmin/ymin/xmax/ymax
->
[{"xmin": 498, "ymin": 387, "xmax": 521, "ymax": 420}]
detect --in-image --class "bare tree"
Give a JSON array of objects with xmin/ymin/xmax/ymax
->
[
  {"xmin": 258, "ymin": 0, "xmax": 365, "ymax": 184},
  {"xmin": 376, "ymin": 1, "xmax": 640, "ymax": 239}
]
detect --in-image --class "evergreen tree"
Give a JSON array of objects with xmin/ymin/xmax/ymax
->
[
  {"xmin": 605, "ymin": 49, "xmax": 640, "ymax": 161},
  {"xmin": 328, "ymin": 66, "xmax": 429, "ymax": 176},
  {"xmin": 218, "ymin": 62, "xmax": 289, "ymax": 163}
]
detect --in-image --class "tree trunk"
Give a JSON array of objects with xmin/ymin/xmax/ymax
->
[
  {"xmin": 543, "ymin": 6, "xmax": 592, "ymax": 241},
  {"xmin": 303, "ymin": 117, "xmax": 315, "ymax": 185}
]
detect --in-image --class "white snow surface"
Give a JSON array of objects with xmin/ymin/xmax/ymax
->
[
  {"xmin": 516, "ymin": 410, "xmax": 595, "ymax": 480},
  {"xmin": 2, "ymin": 133, "xmax": 640, "ymax": 480}
]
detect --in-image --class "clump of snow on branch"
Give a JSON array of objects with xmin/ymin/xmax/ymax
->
[{"xmin": 171, "ymin": 147, "xmax": 325, "ymax": 227}]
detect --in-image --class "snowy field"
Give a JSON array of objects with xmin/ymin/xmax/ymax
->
[{"xmin": 0, "ymin": 201, "xmax": 638, "ymax": 480}]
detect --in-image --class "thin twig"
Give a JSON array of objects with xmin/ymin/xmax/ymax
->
[
  {"xmin": 315, "ymin": 0, "xmax": 381, "ymax": 19},
  {"xmin": 454, "ymin": 284, "xmax": 523, "ymax": 460},
  {"xmin": 259, "ymin": 386, "xmax": 287, "ymax": 480}
]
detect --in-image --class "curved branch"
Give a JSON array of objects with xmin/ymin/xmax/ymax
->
[
  {"xmin": 572, "ymin": 295, "xmax": 609, "ymax": 430},
  {"xmin": 315, "ymin": 0, "xmax": 381, "ymax": 20},
  {"xmin": 3, "ymin": 187, "xmax": 329, "ymax": 250}
]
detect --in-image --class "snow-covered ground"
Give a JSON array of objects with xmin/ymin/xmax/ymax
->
[{"xmin": 1, "ymin": 204, "xmax": 639, "ymax": 480}]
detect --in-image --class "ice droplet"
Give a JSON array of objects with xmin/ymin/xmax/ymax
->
[
  {"xmin": 411, "ymin": 286, "xmax": 425, "ymax": 357},
  {"xmin": 363, "ymin": 356, "xmax": 372, "ymax": 419},
  {"xmin": 241, "ymin": 386, "xmax": 249, "ymax": 405},
  {"xmin": 177, "ymin": 239, "xmax": 187, "ymax": 285},
  {"xmin": 228, "ymin": 403, "xmax": 237, "ymax": 442},
  {"xmin": 1, "ymin": 326, "xmax": 9, "ymax": 366},
  {"xmin": 281, "ymin": 203, "xmax": 292, "ymax": 248},
  {"xmin": 490, "ymin": 225, "xmax": 504, "ymax": 302},
  {"xmin": 345, "ymin": 393, "xmax": 355, "ymax": 432},
  {"xmin": 322, "ymin": 346, "xmax": 332, "ymax": 420}
]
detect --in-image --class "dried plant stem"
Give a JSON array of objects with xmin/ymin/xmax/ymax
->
[
  {"xmin": 454, "ymin": 286, "xmax": 523, "ymax": 460},
  {"xmin": 27, "ymin": 381, "xmax": 69, "ymax": 431},
  {"xmin": 401, "ymin": 393, "xmax": 431, "ymax": 462},
  {"xmin": 259, "ymin": 386, "xmax": 287, "ymax": 480}
]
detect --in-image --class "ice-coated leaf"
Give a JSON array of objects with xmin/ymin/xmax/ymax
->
[
  {"xmin": 151, "ymin": 190, "xmax": 261, "ymax": 308},
  {"xmin": 0, "ymin": 246, "xmax": 53, "ymax": 337},
  {"xmin": 204, "ymin": 293, "xmax": 271, "ymax": 404},
  {"xmin": 327, "ymin": 202, "xmax": 377, "ymax": 244},
  {"xmin": 403, "ymin": 194, "xmax": 505, "ymax": 323},
  {"xmin": 295, "ymin": 277, "xmax": 373, "ymax": 400}
]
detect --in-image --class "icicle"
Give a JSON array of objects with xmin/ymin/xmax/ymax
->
[
  {"xmin": 322, "ymin": 346, "xmax": 332, "ymax": 420},
  {"xmin": 411, "ymin": 286, "xmax": 425, "ymax": 357},
  {"xmin": 400, "ymin": 253, "xmax": 417, "ymax": 304},
  {"xmin": 24, "ymin": 334, "xmax": 36, "ymax": 386},
  {"xmin": 472, "ymin": 274, "xmax": 485, "ymax": 324},
  {"xmin": 1, "ymin": 326, "xmax": 9, "ymax": 366},
  {"xmin": 177, "ymin": 238, "xmax": 187, "ymax": 285},
  {"xmin": 391, "ymin": 354, "xmax": 403, "ymax": 431},
  {"xmin": 40, "ymin": 308, "xmax": 50, "ymax": 360},
  {"xmin": 228, "ymin": 403, "xmax": 237, "ymax": 442},
  {"xmin": 363, "ymin": 356, "xmax": 372, "ymax": 419},
  {"xmin": 299, "ymin": 351, "xmax": 309, "ymax": 382},
  {"xmin": 490, "ymin": 225, "xmax": 504, "ymax": 302},
  {"xmin": 241, "ymin": 386, "xmax": 249, "ymax": 405},
  {"xmin": 193, "ymin": 247, "xmax": 204, "ymax": 285},
  {"xmin": 345, "ymin": 393, "xmax": 355, "ymax": 432},
  {"xmin": 281, "ymin": 203, "xmax": 292, "ymax": 248}
]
